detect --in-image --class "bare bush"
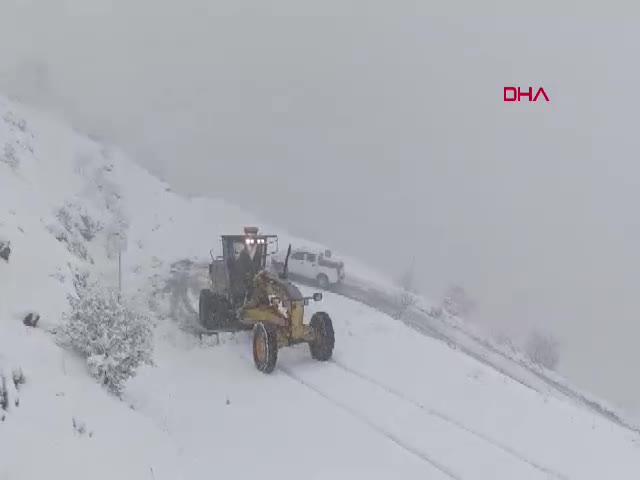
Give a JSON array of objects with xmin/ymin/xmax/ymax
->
[
  {"xmin": 525, "ymin": 330, "xmax": 561, "ymax": 370},
  {"xmin": 441, "ymin": 284, "xmax": 476, "ymax": 318},
  {"xmin": 0, "ymin": 375, "xmax": 8, "ymax": 411},
  {"xmin": 0, "ymin": 238, "xmax": 10, "ymax": 262}
]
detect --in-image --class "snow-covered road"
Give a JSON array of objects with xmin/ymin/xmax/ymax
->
[
  {"xmin": 158, "ymin": 258, "xmax": 639, "ymax": 437},
  {"xmin": 129, "ymin": 266, "xmax": 640, "ymax": 479}
]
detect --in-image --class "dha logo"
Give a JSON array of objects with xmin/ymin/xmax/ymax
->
[{"xmin": 504, "ymin": 87, "xmax": 549, "ymax": 102}]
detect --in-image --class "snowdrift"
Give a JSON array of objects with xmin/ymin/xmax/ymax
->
[{"xmin": 1, "ymin": 95, "xmax": 640, "ymax": 479}]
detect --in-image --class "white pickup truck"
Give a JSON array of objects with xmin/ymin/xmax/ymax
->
[{"xmin": 271, "ymin": 247, "xmax": 345, "ymax": 289}]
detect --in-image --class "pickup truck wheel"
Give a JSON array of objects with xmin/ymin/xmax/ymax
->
[{"xmin": 316, "ymin": 273, "xmax": 329, "ymax": 289}]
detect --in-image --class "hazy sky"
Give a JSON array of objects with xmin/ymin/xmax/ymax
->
[{"xmin": 2, "ymin": 1, "xmax": 640, "ymax": 415}]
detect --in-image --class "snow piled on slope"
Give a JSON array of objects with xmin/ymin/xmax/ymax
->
[
  {"xmin": 0, "ymin": 98, "xmax": 183, "ymax": 479},
  {"xmin": 1, "ymin": 94, "xmax": 640, "ymax": 479}
]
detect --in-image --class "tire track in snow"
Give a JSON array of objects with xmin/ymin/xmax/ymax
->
[
  {"xmin": 277, "ymin": 364, "xmax": 464, "ymax": 480},
  {"xmin": 330, "ymin": 358, "xmax": 570, "ymax": 480},
  {"xmin": 331, "ymin": 280, "xmax": 639, "ymax": 435},
  {"xmin": 163, "ymin": 259, "xmax": 639, "ymax": 436},
  {"xmin": 163, "ymin": 262, "xmax": 563, "ymax": 479}
]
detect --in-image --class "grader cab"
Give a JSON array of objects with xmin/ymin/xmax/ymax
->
[{"xmin": 198, "ymin": 227, "xmax": 335, "ymax": 373}]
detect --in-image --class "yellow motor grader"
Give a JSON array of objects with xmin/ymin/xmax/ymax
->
[{"xmin": 198, "ymin": 227, "xmax": 335, "ymax": 373}]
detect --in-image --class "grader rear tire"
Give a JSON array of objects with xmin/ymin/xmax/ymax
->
[
  {"xmin": 199, "ymin": 289, "xmax": 215, "ymax": 328},
  {"xmin": 199, "ymin": 289, "xmax": 235, "ymax": 330},
  {"xmin": 253, "ymin": 322, "xmax": 278, "ymax": 373},
  {"xmin": 309, "ymin": 312, "xmax": 335, "ymax": 361}
]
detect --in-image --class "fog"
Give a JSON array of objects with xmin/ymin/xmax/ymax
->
[{"xmin": 2, "ymin": 1, "xmax": 640, "ymax": 415}]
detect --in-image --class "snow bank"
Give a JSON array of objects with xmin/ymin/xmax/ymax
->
[{"xmin": 0, "ymin": 96, "xmax": 184, "ymax": 479}]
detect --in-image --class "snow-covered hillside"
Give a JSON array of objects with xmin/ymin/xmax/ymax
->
[{"xmin": 2, "ymin": 95, "xmax": 640, "ymax": 479}]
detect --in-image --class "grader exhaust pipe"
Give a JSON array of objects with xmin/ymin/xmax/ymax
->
[{"xmin": 279, "ymin": 243, "xmax": 292, "ymax": 280}]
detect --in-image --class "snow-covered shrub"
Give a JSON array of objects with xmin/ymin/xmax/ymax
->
[
  {"xmin": 525, "ymin": 330, "xmax": 560, "ymax": 370},
  {"xmin": 71, "ymin": 267, "xmax": 89, "ymax": 291},
  {"xmin": 392, "ymin": 264, "xmax": 417, "ymax": 320},
  {"xmin": 0, "ymin": 366, "xmax": 22, "ymax": 417},
  {"xmin": 0, "ymin": 375, "xmax": 8, "ymax": 411},
  {"xmin": 493, "ymin": 332, "xmax": 517, "ymax": 351},
  {"xmin": 0, "ymin": 238, "xmax": 10, "ymax": 262},
  {"xmin": 90, "ymin": 161, "xmax": 129, "ymax": 252},
  {"xmin": 1, "ymin": 109, "xmax": 34, "ymax": 172},
  {"xmin": 61, "ymin": 279, "xmax": 154, "ymax": 395},
  {"xmin": 3, "ymin": 111, "xmax": 27, "ymax": 132},
  {"xmin": 0, "ymin": 143, "xmax": 19, "ymax": 170},
  {"xmin": 45, "ymin": 200, "xmax": 106, "ymax": 263},
  {"xmin": 12, "ymin": 368, "xmax": 26, "ymax": 389},
  {"xmin": 56, "ymin": 202, "xmax": 103, "ymax": 242},
  {"xmin": 46, "ymin": 221, "xmax": 93, "ymax": 263},
  {"xmin": 72, "ymin": 417, "xmax": 93, "ymax": 437},
  {"xmin": 441, "ymin": 284, "xmax": 476, "ymax": 318},
  {"xmin": 392, "ymin": 290, "xmax": 416, "ymax": 320}
]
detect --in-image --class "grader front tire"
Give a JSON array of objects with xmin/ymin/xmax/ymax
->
[
  {"xmin": 253, "ymin": 322, "xmax": 278, "ymax": 374},
  {"xmin": 309, "ymin": 312, "xmax": 335, "ymax": 361}
]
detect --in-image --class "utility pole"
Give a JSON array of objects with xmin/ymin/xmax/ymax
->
[
  {"xmin": 118, "ymin": 248, "xmax": 122, "ymax": 300},
  {"xmin": 110, "ymin": 230, "xmax": 127, "ymax": 301}
]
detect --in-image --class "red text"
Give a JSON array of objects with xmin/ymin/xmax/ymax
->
[{"xmin": 504, "ymin": 87, "xmax": 549, "ymax": 102}]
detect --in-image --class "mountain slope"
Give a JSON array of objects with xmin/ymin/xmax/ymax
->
[{"xmin": 1, "ymin": 95, "xmax": 640, "ymax": 479}]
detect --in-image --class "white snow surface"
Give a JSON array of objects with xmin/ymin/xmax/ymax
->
[{"xmin": 1, "ymin": 95, "xmax": 640, "ymax": 479}]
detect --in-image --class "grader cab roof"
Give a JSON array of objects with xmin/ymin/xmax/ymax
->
[
  {"xmin": 216, "ymin": 228, "xmax": 280, "ymax": 266},
  {"xmin": 220, "ymin": 234, "xmax": 277, "ymax": 241},
  {"xmin": 220, "ymin": 226, "xmax": 278, "ymax": 242}
]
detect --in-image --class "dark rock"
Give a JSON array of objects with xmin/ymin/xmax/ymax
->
[
  {"xmin": 23, "ymin": 312, "xmax": 40, "ymax": 327},
  {"xmin": 0, "ymin": 240, "xmax": 10, "ymax": 262}
]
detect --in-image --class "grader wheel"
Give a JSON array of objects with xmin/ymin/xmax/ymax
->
[
  {"xmin": 309, "ymin": 311, "xmax": 335, "ymax": 361},
  {"xmin": 253, "ymin": 322, "xmax": 278, "ymax": 373},
  {"xmin": 199, "ymin": 289, "xmax": 231, "ymax": 330}
]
